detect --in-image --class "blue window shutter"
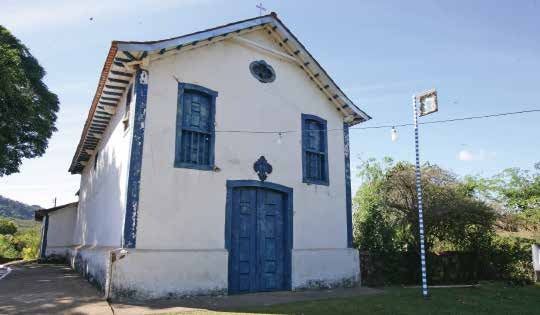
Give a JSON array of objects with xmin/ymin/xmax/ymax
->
[
  {"xmin": 174, "ymin": 83, "xmax": 218, "ymax": 170},
  {"xmin": 301, "ymin": 114, "xmax": 329, "ymax": 186}
]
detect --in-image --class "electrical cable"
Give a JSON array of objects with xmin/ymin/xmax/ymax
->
[{"xmin": 211, "ymin": 108, "xmax": 540, "ymax": 134}]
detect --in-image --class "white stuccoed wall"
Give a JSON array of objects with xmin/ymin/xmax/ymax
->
[
  {"xmin": 44, "ymin": 204, "xmax": 77, "ymax": 256},
  {"xmin": 138, "ymin": 29, "xmax": 347, "ymax": 249},
  {"xmin": 69, "ymin": 82, "xmax": 135, "ymax": 290},
  {"xmin": 112, "ymin": 29, "xmax": 358, "ymax": 297},
  {"xmin": 74, "ymin": 89, "xmax": 133, "ymax": 249}
]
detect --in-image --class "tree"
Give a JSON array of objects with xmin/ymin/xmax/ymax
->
[
  {"xmin": 383, "ymin": 162, "xmax": 495, "ymax": 253},
  {"xmin": 0, "ymin": 222, "xmax": 39, "ymax": 260},
  {"xmin": 0, "ymin": 25, "xmax": 59, "ymax": 176},
  {"xmin": 17, "ymin": 228, "xmax": 40, "ymax": 260},
  {"xmin": 353, "ymin": 158, "xmax": 535, "ymax": 285},
  {"xmin": 465, "ymin": 163, "xmax": 540, "ymax": 237},
  {"xmin": 353, "ymin": 158, "xmax": 496, "ymax": 253},
  {"xmin": 353, "ymin": 157, "xmax": 402, "ymax": 252},
  {"xmin": 0, "ymin": 218, "xmax": 18, "ymax": 235},
  {"xmin": 0, "ymin": 234, "xmax": 19, "ymax": 258}
]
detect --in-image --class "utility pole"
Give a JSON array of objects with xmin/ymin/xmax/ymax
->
[{"xmin": 412, "ymin": 89, "xmax": 438, "ymax": 298}]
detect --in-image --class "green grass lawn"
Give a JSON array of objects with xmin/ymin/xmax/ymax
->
[{"xmin": 174, "ymin": 282, "xmax": 539, "ymax": 315}]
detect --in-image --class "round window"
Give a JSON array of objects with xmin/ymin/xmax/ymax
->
[{"xmin": 249, "ymin": 60, "xmax": 276, "ymax": 83}]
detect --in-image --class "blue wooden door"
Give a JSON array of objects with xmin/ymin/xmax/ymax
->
[{"xmin": 229, "ymin": 187, "xmax": 286, "ymax": 293}]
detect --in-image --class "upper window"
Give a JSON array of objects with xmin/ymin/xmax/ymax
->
[
  {"xmin": 174, "ymin": 83, "xmax": 218, "ymax": 170},
  {"xmin": 249, "ymin": 60, "xmax": 276, "ymax": 83},
  {"xmin": 301, "ymin": 114, "xmax": 329, "ymax": 185}
]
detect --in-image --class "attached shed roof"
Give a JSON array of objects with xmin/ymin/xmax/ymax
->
[
  {"xmin": 69, "ymin": 12, "xmax": 371, "ymax": 174},
  {"xmin": 35, "ymin": 202, "xmax": 78, "ymax": 221}
]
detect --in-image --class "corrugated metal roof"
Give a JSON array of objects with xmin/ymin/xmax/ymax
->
[{"xmin": 69, "ymin": 12, "xmax": 371, "ymax": 174}]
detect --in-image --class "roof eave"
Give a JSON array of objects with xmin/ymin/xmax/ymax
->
[
  {"xmin": 117, "ymin": 16, "xmax": 275, "ymax": 52},
  {"xmin": 35, "ymin": 202, "xmax": 79, "ymax": 221},
  {"xmin": 68, "ymin": 12, "xmax": 372, "ymax": 173},
  {"xmin": 68, "ymin": 43, "xmax": 119, "ymax": 173}
]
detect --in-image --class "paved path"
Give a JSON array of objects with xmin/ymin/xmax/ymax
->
[
  {"xmin": 0, "ymin": 263, "xmax": 381, "ymax": 315},
  {"xmin": 0, "ymin": 264, "xmax": 12, "ymax": 280},
  {"xmin": 0, "ymin": 262, "xmax": 112, "ymax": 315}
]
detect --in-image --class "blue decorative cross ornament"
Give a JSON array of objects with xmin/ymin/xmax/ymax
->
[{"xmin": 254, "ymin": 156, "xmax": 272, "ymax": 181}]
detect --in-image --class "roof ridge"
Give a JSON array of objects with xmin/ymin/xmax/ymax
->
[{"xmin": 113, "ymin": 12, "xmax": 277, "ymax": 46}]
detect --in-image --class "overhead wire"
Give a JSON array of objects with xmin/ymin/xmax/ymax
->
[{"xmin": 211, "ymin": 108, "xmax": 540, "ymax": 134}]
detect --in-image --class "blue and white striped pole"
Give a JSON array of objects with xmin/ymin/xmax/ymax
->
[{"xmin": 413, "ymin": 94, "xmax": 428, "ymax": 297}]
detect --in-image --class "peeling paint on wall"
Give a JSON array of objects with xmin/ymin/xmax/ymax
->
[
  {"xmin": 123, "ymin": 69, "xmax": 149, "ymax": 248},
  {"xmin": 294, "ymin": 276, "xmax": 358, "ymax": 291}
]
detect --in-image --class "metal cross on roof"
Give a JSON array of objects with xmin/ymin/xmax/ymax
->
[{"xmin": 256, "ymin": 3, "xmax": 267, "ymax": 16}]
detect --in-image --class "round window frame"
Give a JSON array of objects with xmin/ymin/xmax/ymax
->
[{"xmin": 249, "ymin": 60, "xmax": 276, "ymax": 83}]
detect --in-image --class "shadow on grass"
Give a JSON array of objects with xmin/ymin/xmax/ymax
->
[
  {"xmin": 3, "ymin": 264, "xmax": 538, "ymax": 315},
  {"xmin": 111, "ymin": 286, "xmax": 382, "ymax": 315},
  {"xmin": 115, "ymin": 282, "xmax": 540, "ymax": 315}
]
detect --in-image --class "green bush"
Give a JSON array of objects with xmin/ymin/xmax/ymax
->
[
  {"xmin": 18, "ymin": 228, "xmax": 40, "ymax": 260},
  {"xmin": 0, "ymin": 218, "xmax": 18, "ymax": 235},
  {"xmin": 0, "ymin": 221, "xmax": 40, "ymax": 260},
  {"xmin": 355, "ymin": 158, "xmax": 536, "ymax": 286},
  {"xmin": 0, "ymin": 234, "xmax": 20, "ymax": 258},
  {"xmin": 488, "ymin": 236, "xmax": 535, "ymax": 285}
]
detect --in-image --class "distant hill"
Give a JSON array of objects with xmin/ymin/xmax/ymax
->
[{"xmin": 0, "ymin": 195, "xmax": 41, "ymax": 220}]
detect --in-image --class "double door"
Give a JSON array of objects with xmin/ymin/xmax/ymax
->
[{"xmin": 229, "ymin": 187, "xmax": 287, "ymax": 293}]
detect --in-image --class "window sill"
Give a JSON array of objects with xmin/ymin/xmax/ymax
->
[
  {"xmin": 303, "ymin": 178, "xmax": 329, "ymax": 186},
  {"xmin": 174, "ymin": 162, "xmax": 215, "ymax": 171}
]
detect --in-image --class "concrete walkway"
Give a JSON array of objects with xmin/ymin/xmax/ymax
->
[
  {"xmin": 0, "ymin": 263, "xmax": 381, "ymax": 315},
  {"xmin": 0, "ymin": 262, "xmax": 112, "ymax": 315}
]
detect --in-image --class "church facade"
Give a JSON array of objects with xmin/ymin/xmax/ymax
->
[{"xmin": 38, "ymin": 13, "xmax": 371, "ymax": 299}]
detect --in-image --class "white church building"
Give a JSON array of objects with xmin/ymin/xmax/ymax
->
[{"xmin": 36, "ymin": 13, "xmax": 371, "ymax": 299}]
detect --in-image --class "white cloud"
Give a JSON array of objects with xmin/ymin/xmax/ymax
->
[{"xmin": 457, "ymin": 149, "xmax": 496, "ymax": 161}]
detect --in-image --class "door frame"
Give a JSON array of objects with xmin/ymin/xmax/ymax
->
[{"xmin": 225, "ymin": 180, "xmax": 293, "ymax": 293}]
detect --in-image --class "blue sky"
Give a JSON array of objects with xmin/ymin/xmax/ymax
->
[{"xmin": 0, "ymin": 0, "xmax": 539, "ymax": 207}]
